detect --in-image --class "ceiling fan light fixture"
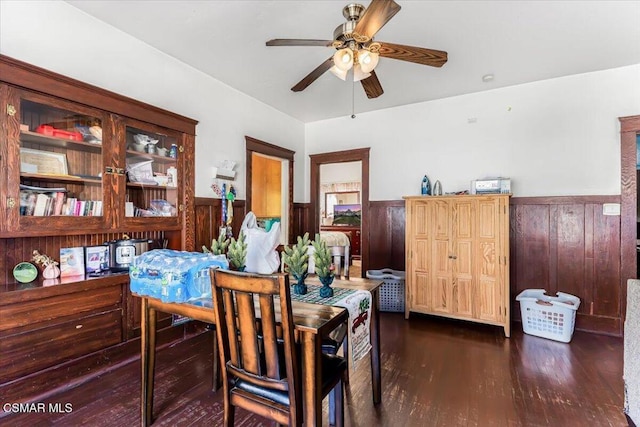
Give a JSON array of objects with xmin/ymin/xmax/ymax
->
[
  {"xmin": 333, "ymin": 47, "xmax": 354, "ymax": 71},
  {"xmin": 353, "ymin": 64, "xmax": 371, "ymax": 82},
  {"xmin": 329, "ymin": 65, "xmax": 348, "ymax": 81},
  {"xmin": 358, "ymin": 49, "xmax": 379, "ymax": 73}
]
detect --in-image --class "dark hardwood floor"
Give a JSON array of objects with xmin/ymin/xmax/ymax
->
[{"xmin": 1, "ymin": 313, "xmax": 626, "ymax": 426}]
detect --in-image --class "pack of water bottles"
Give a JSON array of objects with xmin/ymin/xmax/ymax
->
[{"xmin": 129, "ymin": 249, "xmax": 228, "ymax": 303}]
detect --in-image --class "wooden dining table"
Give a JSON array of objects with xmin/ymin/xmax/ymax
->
[{"xmin": 136, "ymin": 276, "xmax": 383, "ymax": 426}]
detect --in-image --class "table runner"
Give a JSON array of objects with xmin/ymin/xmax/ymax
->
[{"xmin": 291, "ymin": 284, "xmax": 372, "ymax": 362}]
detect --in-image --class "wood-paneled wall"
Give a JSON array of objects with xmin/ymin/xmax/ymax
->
[
  {"xmin": 203, "ymin": 196, "xmax": 623, "ymax": 336},
  {"xmin": 368, "ymin": 200, "xmax": 406, "ymax": 271},
  {"xmin": 194, "ymin": 197, "xmax": 245, "ymax": 252},
  {"xmin": 510, "ymin": 196, "xmax": 622, "ymax": 335}
]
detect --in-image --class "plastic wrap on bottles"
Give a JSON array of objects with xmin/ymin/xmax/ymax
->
[{"xmin": 129, "ymin": 249, "xmax": 228, "ymax": 302}]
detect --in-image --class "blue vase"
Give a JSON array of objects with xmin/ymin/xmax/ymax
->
[
  {"xmin": 318, "ymin": 275, "xmax": 334, "ymax": 298},
  {"xmin": 293, "ymin": 273, "xmax": 308, "ymax": 295}
]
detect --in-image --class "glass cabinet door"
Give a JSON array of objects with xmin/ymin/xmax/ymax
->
[
  {"xmin": 7, "ymin": 89, "xmax": 109, "ymax": 233},
  {"xmin": 122, "ymin": 122, "xmax": 181, "ymax": 227}
]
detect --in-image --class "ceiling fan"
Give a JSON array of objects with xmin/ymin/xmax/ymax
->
[{"xmin": 266, "ymin": 0, "xmax": 448, "ymax": 99}]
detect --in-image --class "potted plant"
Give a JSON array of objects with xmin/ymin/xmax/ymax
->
[
  {"xmin": 282, "ymin": 232, "xmax": 310, "ymax": 295},
  {"xmin": 312, "ymin": 234, "xmax": 335, "ymax": 297},
  {"xmin": 203, "ymin": 233, "xmax": 230, "ymax": 255},
  {"xmin": 227, "ymin": 232, "xmax": 247, "ymax": 271},
  {"xmin": 31, "ymin": 250, "xmax": 60, "ymax": 279}
]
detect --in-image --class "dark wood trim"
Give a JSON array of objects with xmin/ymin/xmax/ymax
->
[
  {"xmin": 293, "ymin": 202, "xmax": 311, "ymax": 240},
  {"xmin": 620, "ymin": 115, "xmax": 640, "ymax": 329},
  {"xmin": 245, "ymin": 136, "xmax": 294, "ymax": 243},
  {"xmin": 309, "ymin": 148, "xmax": 370, "ymax": 277},
  {"xmin": 621, "ymin": 115, "xmax": 640, "ymax": 132},
  {"xmin": 245, "ymin": 136, "xmax": 295, "ymax": 161},
  {"xmin": 0, "ymin": 55, "xmax": 197, "ymax": 134},
  {"xmin": 511, "ymin": 195, "xmax": 621, "ymax": 205}
]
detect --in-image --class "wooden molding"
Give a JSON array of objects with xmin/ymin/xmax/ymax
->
[
  {"xmin": 0, "ymin": 55, "xmax": 197, "ymax": 134},
  {"xmin": 309, "ymin": 148, "xmax": 370, "ymax": 277},
  {"xmin": 619, "ymin": 115, "xmax": 640, "ymax": 329}
]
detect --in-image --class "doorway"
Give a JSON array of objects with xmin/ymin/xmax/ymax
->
[
  {"xmin": 621, "ymin": 116, "xmax": 640, "ymax": 323},
  {"xmin": 245, "ymin": 136, "xmax": 294, "ymax": 244},
  {"xmin": 310, "ymin": 148, "xmax": 370, "ymax": 278}
]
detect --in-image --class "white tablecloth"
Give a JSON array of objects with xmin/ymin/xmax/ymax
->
[{"xmin": 320, "ymin": 231, "xmax": 350, "ymax": 247}]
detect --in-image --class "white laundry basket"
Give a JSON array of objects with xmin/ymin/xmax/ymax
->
[
  {"xmin": 366, "ymin": 268, "xmax": 405, "ymax": 312},
  {"xmin": 516, "ymin": 289, "xmax": 581, "ymax": 343}
]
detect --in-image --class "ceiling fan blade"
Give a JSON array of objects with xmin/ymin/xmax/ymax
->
[
  {"xmin": 354, "ymin": 0, "xmax": 401, "ymax": 41},
  {"xmin": 266, "ymin": 39, "xmax": 334, "ymax": 47},
  {"xmin": 291, "ymin": 57, "xmax": 334, "ymax": 92},
  {"xmin": 377, "ymin": 41, "xmax": 448, "ymax": 67},
  {"xmin": 361, "ymin": 70, "xmax": 384, "ymax": 99}
]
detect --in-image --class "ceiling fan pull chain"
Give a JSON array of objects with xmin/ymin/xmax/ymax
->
[{"xmin": 351, "ymin": 78, "xmax": 356, "ymax": 119}]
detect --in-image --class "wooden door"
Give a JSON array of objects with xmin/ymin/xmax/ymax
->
[
  {"xmin": 407, "ymin": 200, "xmax": 432, "ymax": 316},
  {"xmin": 431, "ymin": 200, "xmax": 452, "ymax": 314},
  {"xmin": 475, "ymin": 197, "xmax": 503, "ymax": 323},
  {"xmin": 452, "ymin": 199, "xmax": 474, "ymax": 318}
]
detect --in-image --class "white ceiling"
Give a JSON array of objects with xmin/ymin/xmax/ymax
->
[{"xmin": 66, "ymin": 0, "xmax": 640, "ymax": 123}]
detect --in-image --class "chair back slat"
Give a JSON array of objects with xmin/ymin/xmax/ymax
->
[
  {"xmin": 221, "ymin": 289, "xmax": 240, "ymax": 367},
  {"xmin": 235, "ymin": 292, "xmax": 261, "ymax": 375},
  {"xmin": 211, "ymin": 268, "xmax": 300, "ymax": 420},
  {"xmin": 258, "ymin": 294, "xmax": 281, "ymax": 379}
]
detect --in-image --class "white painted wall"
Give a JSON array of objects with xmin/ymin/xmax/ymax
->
[
  {"xmin": 306, "ymin": 65, "xmax": 640, "ymax": 200},
  {"xmin": 0, "ymin": 0, "xmax": 306, "ymax": 201},
  {"xmin": 3, "ymin": 1, "xmax": 639, "ymax": 203},
  {"xmin": 320, "ymin": 162, "xmax": 362, "ymax": 184}
]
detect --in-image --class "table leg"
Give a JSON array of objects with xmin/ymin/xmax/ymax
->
[
  {"xmin": 212, "ymin": 328, "xmax": 220, "ymax": 391},
  {"xmin": 301, "ymin": 331, "xmax": 322, "ymax": 426},
  {"xmin": 370, "ymin": 290, "xmax": 381, "ymax": 404},
  {"xmin": 140, "ymin": 298, "xmax": 157, "ymax": 426}
]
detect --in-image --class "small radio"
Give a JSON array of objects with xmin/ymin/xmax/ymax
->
[{"xmin": 471, "ymin": 178, "xmax": 511, "ymax": 194}]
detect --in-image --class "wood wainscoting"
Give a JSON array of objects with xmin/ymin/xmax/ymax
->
[
  {"xmin": 510, "ymin": 196, "xmax": 622, "ymax": 336},
  {"xmin": 369, "ymin": 200, "xmax": 406, "ymax": 272},
  {"xmin": 194, "ymin": 198, "xmax": 245, "ymax": 251},
  {"xmin": 313, "ymin": 196, "xmax": 622, "ymax": 336}
]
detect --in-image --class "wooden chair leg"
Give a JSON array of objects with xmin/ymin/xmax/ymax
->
[{"xmin": 224, "ymin": 400, "xmax": 235, "ymax": 427}]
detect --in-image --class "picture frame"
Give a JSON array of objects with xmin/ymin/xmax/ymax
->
[
  {"xmin": 333, "ymin": 204, "xmax": 362, "ymax": 226},
  {"xmin": 20, "ymin": 148, "xmax": 68, "ymax": 175}
]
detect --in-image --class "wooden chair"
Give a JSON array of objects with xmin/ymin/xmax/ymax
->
[{"xmin": 210, "ymin": 269, "xmax": 347, "ymax": 426}]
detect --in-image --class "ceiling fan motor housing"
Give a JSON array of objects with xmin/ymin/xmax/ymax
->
[{"xmin": 334, "ymin": 3, "xmax": 368, "ymax": 45}]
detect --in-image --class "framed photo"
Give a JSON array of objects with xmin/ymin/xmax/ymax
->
[
  {"xmin": 60, "ymin": 247, "xmax": 85, "ymax": 278},
  {"xmin": 20, "ymin": 148, "xmax": 68, "ymax": 175},
  {"xmin": 333, "ymin": 204, "xmax": 362, "ymax": 226},
  {"xmin": 85, "ymin": 245, "xmax": 110, "ymax": 274}
]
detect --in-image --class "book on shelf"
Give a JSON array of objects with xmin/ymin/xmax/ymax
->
[
  {"xmin": 53, "ymin": 191, "xmax": 65, "ymax": 216},
  {"xmin": 24, "ymin": 193, "xmax": 37, "ymax": 216},
  {"xmin": 33, "ymin": 193, "xmax": 49, "ymax": 216}
]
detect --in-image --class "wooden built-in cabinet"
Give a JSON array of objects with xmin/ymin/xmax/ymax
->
[
  {"xmin": 404, "ymin": 195, "xmax": 510, "ymax": 336},
  {"xmin": 0, "ymin": 55, "xmax": 197, "ymax": 401}
]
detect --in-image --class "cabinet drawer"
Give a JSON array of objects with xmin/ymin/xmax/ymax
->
[
  {"xmin": 0, "ymin": 308, "xmax": 122, "ymax": 383},
  {"xmin": 0, "ymin": 284, "xmax": 122, "ymax": 333}
]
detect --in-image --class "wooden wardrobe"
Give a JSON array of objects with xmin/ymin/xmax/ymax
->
[{"xmin": 404, "ymin": 194, "xmax": 511, "ymax": 336}]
